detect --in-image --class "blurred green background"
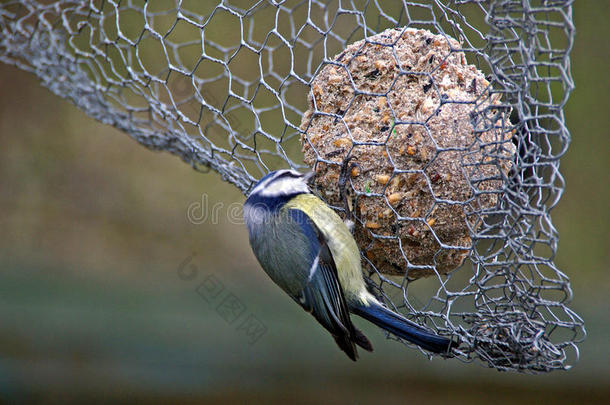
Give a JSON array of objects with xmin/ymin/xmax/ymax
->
[{"xmin": 0, "ymin": 3, "xmax": 608, "ymax": 404}]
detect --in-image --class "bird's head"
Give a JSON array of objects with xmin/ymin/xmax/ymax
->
[
  {"xmin": 248, "ymin": 169, "xmax": 313, "ymax": 200},
  {"xmin": 244, "ymin": 169, "xmax": 314, "ymax": 215}
]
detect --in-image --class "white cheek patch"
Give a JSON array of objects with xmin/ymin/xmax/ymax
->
[
  {"xmin": 259, "ymin": 177, "xmax": 309, "ymax": 198},
  {"xmin": 249, "ymin": 170, "xmax": 309, "ymax": 199},
  {"xmin": 250, "ymin": 170, "xmax": 300, "ymax": 196}
]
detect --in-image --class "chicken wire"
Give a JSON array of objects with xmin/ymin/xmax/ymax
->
[{"xmin": 0, "ymin": 0, "xmax": 585, "ymax": 372}]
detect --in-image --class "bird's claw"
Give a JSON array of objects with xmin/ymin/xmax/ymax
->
[{"xmin": 339, "ymin": 156, "xmax": 359, "ymax": 224}]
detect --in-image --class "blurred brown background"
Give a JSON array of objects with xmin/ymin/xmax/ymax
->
[{"xmin": 0, "ymin": 3, "xmax": 608, "ymax": 404}]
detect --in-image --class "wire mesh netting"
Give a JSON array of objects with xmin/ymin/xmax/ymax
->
[{"xmin": 0, "ymin": 0, "xmax": 585, "ymax": 372}]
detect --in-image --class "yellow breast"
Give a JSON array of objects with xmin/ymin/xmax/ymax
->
[{"xmin": 284, "ymin": 193, "xmax": 370, "ymax": 304}]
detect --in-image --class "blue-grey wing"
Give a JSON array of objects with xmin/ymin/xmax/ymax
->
[{"xmin": 284, "ymin": 208, "xmax": 372, "ymax": 360}]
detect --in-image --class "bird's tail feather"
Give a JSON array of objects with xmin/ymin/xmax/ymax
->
[
  {"xmin": 353, "ymin": 327, "xmax": 373, "ymax": 352},
  {"xmin": 352, "ymin": 302, "xmax": 453, "ymax": 354}
]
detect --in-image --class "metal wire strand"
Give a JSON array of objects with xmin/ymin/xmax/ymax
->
[{"xmin": 0, "ymin": 0, "xmax": 585, "ymax": 373}]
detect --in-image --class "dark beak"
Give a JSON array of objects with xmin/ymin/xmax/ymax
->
[{"xmin": 303, "ymin": 171, "xmax": 315, "ymax": 183}]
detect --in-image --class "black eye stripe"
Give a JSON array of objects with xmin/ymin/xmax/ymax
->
[
  {"xmin": 263, "ymin": 170, "xmax": 301, "ymax": 187},
  {"xmin": 249, "ymin": 170, "xmax": 304, "ymax": 197},
  {"xmin": 275, "ymin": 170, "xmax": 302, "ymax": 180}
]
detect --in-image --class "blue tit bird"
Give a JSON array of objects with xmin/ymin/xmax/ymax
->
[{"xmin": 243, "ymin": 169, "xmax": 453, "ymax": 360}]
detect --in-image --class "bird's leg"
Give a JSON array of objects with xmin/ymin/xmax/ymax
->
[{"xmin": 338, "ymin": 156, "xmax": 359, "ymax": 231}]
